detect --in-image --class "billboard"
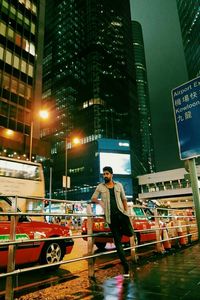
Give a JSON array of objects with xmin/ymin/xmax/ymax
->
[{"xmin": 99, "ymin": 152, "xmax": 131, "ymax": 175}]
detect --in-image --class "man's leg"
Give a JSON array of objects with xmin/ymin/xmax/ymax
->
[
  {"xmin": 109, "ymin": 217, "xmax": 129, "ymax": 274},
  {"xmin": 120, "ymin": 213, "xmax": 134, "ymax": 237}
]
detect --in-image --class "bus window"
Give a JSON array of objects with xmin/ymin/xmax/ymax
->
[
  {"xmin": 0, "ymin": 156, "xmax": 45, "ymax": 201},
  {"xmin": 0, "ymin": 160, "xmax": 41, "ymax": 181}
]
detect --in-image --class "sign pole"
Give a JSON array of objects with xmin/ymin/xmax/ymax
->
[
  {"xmin": 188, "ymin": 158, "xmax": 200, "ymax": 239},
  {"xmin": 172, "ymin": 76, "xmax": 200, "ymax": 240}
]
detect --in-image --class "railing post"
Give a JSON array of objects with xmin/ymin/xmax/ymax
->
[
  {"xmin": 154, "ymin": 209, "xmax": 164, "ymax": 253},
  {"xmin": 5, "ymin": 196, "xmax": 17, "ymax": 300},
  {"xmin": 86, "ymin": 202, "xmax": 94, "ymax": 278},
  {"xmin": 129, "ymin": 215, "xmax": 137, "ymax": 262}
]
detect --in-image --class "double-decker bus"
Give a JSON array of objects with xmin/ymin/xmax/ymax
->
[{"xmin": 0, "ymin": 156, "xmax": 45, "ymax": 213}]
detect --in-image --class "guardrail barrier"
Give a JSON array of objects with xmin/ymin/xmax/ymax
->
[{"xmin": 0, "ymin": 195, "xmax": 198, "ymax": 300}]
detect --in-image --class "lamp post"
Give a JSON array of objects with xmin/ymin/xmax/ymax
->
[
  {"xmin": 64, "ymin": 136, "xmax": 81, "ymax": 200},
  {"xmin": 29, "ymin": 121, "xmax": 34, "ymax": 161},
  {"xmin": 65, "ymin": 138, "xmax": 68, "ymax": 200},
  {"xmin": 29, "ymin": 110, "xmax": 49, "ymax": 161}
]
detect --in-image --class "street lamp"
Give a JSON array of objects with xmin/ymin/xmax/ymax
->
[
  {"xmin": 64, "ymin": 136, "xmax": 81, "ymax": 200},
  {"xmin": 6, "ymin": 129, "xmax": 14, "ymax": 136},
  {"xmin": 29, "ymin": 110, "xmax": 49, "ymax": 161},
  {"xmin": 64, "ymin": 139, "xmax": 68, "ymax": 200}
]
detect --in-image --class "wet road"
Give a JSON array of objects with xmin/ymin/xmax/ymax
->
[
  {"xmin": 0, "ymin": 235, "xmax": 155, "ymax": 299},
  {"xmin": 0, "ymin": 237, "xmax": 123, "ymax": 298},
  {"xmin": 10, "ymin": 242, "xmax": 200, "ymax": 300}
]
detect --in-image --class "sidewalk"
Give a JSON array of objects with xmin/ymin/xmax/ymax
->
[{"xmin": 17, "ymin": 243, "xmax": 200, "ymax": 300}]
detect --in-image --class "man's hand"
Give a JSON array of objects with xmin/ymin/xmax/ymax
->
[
  {"xmin": 92, "ymin": 198, "xmax": 104, "ymax": 209},
  {"xmin": 122, "ymin": 198, "xmax": 128, "ymax": 212}
]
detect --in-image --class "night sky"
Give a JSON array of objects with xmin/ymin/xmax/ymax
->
[{"xmin": 130, "ymin": 0, "xmax": 189, "ymax": 171}]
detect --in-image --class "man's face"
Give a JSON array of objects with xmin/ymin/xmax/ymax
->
[{"xmin": 103, "ymin": 171, "xmax": 113, "ymax": 183}]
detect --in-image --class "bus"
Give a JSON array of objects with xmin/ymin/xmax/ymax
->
[{"xmin": 0, "ymin": 156, "xmax": 45, "ymax": 213}]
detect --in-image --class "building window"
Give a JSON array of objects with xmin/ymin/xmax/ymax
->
[
  {"xmin": 31, "ymin": 23, "xmax": 36, "ymax": 35},
  {"xmin": 21, "ymin": 60, "xmax": 27, "ymax": 73},
  {"xmin": 32, "ymin": 4, "xmax": 37, "ymax": 14},
  {"xmin": 24, "ymin": 111, "xmax": 31, "ymax": 123},
  {"xmin": 17, "ymin": 108, "xmax": 24, "ymax": 122},
  {"xmin": 0, "ymin": 22, "xmax": 6, "ymax": 36},
  {"xmin": 10, "ymin": 105, "xmax": 17, "ymax": 119},
  {"xmin": 1, "ymin": 102, "xmax": 9, "ymax": 116},
  {"xmin": 10, "ymin": 78, "xmax": 18, "ymax": 93},
  {"xmin": 13, "ymin": 56, "xmax": 20, "ymax": 69},
  {"xmin": 2, "ymin": 73, "xmax": 10, "ymax": 89},
  {"xmin": 28, "ymin": 65, "xmax": 33, "ymax": 77},
  {"xmin": 19, "ymin": 83, "xmax": 25, "ymax": 96},
  {"xmin": 17, "ymin": 11, "xmax": 23, "ymax": 25},
  {"xmin": 26, "ymin": 86, "xmax": 32, "ymax": 99},
  {"xmin": 29, "ymin": 43, "xmax": 35, "ymax": 56},
  {"xmin": 5, "ymin": 50, "xmax": 12, "ymax": 65},
  {"xmin": 2, "ymin": 0, "xmax": 9, "ymax": 9},
  {"xmin": 0, "ymin": 46, "xmax": 4, "ymax": 60}
]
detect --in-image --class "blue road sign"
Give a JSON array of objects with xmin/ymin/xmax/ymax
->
[{"xmin": 172, "ymin": 76, "xmax": 200, "ymax": 160}]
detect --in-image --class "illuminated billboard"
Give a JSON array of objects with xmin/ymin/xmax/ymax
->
[{"xmin": 99, "ymin": 152, "xmax": 131, "ymax": 175}]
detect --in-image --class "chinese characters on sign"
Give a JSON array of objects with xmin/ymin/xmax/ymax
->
[{"xmin": 172, "ymin": 76, "xmax": 200, "ymax": 160}]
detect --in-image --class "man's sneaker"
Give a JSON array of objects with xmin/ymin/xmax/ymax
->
[{"xmin": 123, "ymin": 273, "xmax": 130, "ymax": 278}]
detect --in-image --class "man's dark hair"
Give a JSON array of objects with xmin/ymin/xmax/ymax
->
[{"xmin": 103, "ymin": 166, "xmax": 113, "ymax": 174}]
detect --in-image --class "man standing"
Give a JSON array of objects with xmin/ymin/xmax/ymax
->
[{"xmin": 91, "ymin": 166, "xmax": 134, "ymax": 277}]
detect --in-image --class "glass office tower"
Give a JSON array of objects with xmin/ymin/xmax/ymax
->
[
  {"xmin": 132, "ymin": 21, "xmax": 155, "ymax": 174},
  {"xmin": 0, "ymin": 0, "xmax": 45, "ymax": 157},
  {"xmin": 43, "ymin": 0, "xmax": 137, "ymax": 141},
  {"xmin": 176, "ymin": 0, "xmax": 200, "ymax": 79},
  {"xmin": 43, "ymin": 0, "xmax": 139, "ymax": 198}
]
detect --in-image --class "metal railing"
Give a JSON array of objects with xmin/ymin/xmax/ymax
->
[{"xmin": 0, "ymin": 195, "xmax": 198, "ymax": 299}]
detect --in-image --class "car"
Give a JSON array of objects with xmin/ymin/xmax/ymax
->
[
  {"xmin": 81, "ymin": 204, "xmax": 157, "ymax": 250},
  {"xmin": 0, "ymin": 196, "xmax": 74, "ymax": 268}
]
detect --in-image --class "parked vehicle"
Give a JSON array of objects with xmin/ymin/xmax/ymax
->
[
  {"xmin": 81, "ymin": 204, "xmax": 157, "ymax": 250},
  {"xmin": 0, "ymin": 196, "xmax": 74, "ymax": 268},
  {"xmin": 82, "ymin": 204, "xmax": 198, "ymax": 251}
]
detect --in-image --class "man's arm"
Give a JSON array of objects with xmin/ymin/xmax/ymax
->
[
  {"xmin": 120, "ymin": 183, "xmax": 128, "ymax": 212},
  {"xmin": 91, "ymin": 196, "xmax": 104, "ymax": 209},
  {"xmin": 91, "ymin": 186, "xmax": 104, "ymax": 209},
  {"xmin": 122, "ymin": 198, "xmax": 128, "ymax": 212}
]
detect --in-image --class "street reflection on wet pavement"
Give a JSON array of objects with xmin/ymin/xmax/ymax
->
[
  {"xmin": 103, "ymin": 275, "xmax": 135, "ymax": 300},
  {"xmin": 101, "ymin": 243, "xmax": 200, "ymax": 300},
  {"xmin": 11, "ymin": 243, "xmax": 200, "ymax": 299}
]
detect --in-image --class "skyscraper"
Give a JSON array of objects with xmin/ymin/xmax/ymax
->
[
  {"xmin": 0, "ymin": 0, "xmax": 47, "ymax": 158},
  {"xmin": 176, "ymin": 0, "xmax": 200, "ymax": 79},
  {"xmin": 43, "ymin": 0, "xmax": 136, "ymax": 141},
  {"xmin": 132, "ymin": 21, "xmax": 155, "ymax": 174},
  {"xmin": 43, "ymin": 0, "xmax": 140, "ymax": 198}
]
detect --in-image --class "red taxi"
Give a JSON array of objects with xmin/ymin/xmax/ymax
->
[
  {"xmin": 0, "ymin": 196, "xmax": 74, "ymax": 268},
  {"xmin": 82, "ymin": 205, "xmax": 156, "ymax": 249}
]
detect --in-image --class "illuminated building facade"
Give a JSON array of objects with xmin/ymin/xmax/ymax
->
[
  {"xmin": 43, "ymin": 0, "xmax": 140, "ymax": 199},
  {"xmin": 132, "ymin": 21, "xmax": 155, "ymax": 174},
  {"xmin": 43, "ymin": 0, "xmax": 136, "ymax": 142},
  {"xmin": 137, "ymin": 166, "xmax": 200, "ymax": 209},
  {"xmin": 0, "ymin": 0, "xmax": 47, "ymax": 158},
  {"xmin": 176, "ymin": 0, "xmax": 200, "ymax": 79}
]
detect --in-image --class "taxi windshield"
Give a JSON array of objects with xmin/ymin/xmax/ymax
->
[{"xmin": 133, "ymin": 207, "xmax": 145, "ymax": 217}]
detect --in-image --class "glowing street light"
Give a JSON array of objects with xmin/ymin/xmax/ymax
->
[
  {"xmin": 72, "ymin": 137, "xmax": 81, "ymax": 145},
  {"xmin": 39, "ymin": 110, "xmax": 49, "ymax": 119},
  {"xmin": 29, "ymin": 110, "xmax": 49, "ymax": 161},
  {"xmin": 6, "ymin": 129, "xmax": 14, "ymax": 136}
]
